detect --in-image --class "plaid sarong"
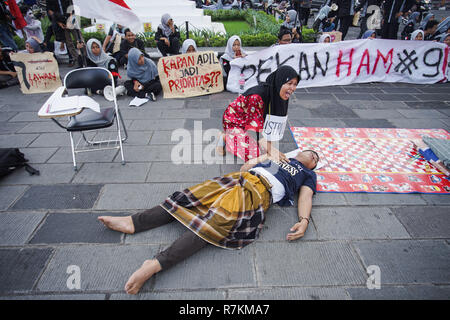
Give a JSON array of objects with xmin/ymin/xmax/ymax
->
[{"xmin": 160, "ymin": 172, "xmax": 272, "ymax": 250}]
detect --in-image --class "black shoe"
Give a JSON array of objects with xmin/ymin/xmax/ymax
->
[{"xmin": 0, "ymin": 81, "xmax": 8, "ymax": 89}]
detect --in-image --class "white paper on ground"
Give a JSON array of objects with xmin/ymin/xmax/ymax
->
[{"xmin": 129, "ymin": 97, "xmax": 149, "ymax": 107}]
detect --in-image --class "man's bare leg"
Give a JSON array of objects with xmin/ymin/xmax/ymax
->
[
  {"xmin": 125, "ymin": 259, "xmax": 162, "ymax": 294},
  {"xmin": 97, "ymin": 216, "xmax": 135, "ymax": 234}
]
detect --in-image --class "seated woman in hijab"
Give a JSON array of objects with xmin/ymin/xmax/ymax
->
[
  {"xmin": 155, "ymin": 14, "xmax": 181, "ymax": 57},
  {"xmin": 85, "ymin": 38, "xmax": 121, "ymax": 94},
  {"xmin": 401, "ymin": 11, "xmax": 420, "ymax": 40},
  {"xmin": 220, "ymin": 35, "xmax": 246, "ymax": 88},
  {"xmin": 23, "ymin": 36, "xmax": 51, "ymax": 54},
  {"xmin": 361, "ymin": 30, "xmax": 376, "ymax": 39},
  {"xmin": 318, "ymin": 34, "xmax": 331, "ymax": 43},
  {"xmin": 124, "ymin": 47, "xmax": 162, "ymax": 102},
  {"xmin": 280, "ymin": 10, "xmax": 302, "ymax": 43},
  {"xmin": 409, "ymin": 29, "xmax": 424, "ymax": 41},
  {"xmin": 216, "ymin": 65, "xmax": 300, "ymax": 163},
  {"xmin": 181, "ymin": 39, "xmax": 198, "ymax": 54}
]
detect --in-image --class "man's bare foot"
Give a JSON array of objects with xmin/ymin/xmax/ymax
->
[
  {"xmin": 125, "ymin": 259, "xmax": 162, "ymax": 295},
  {"xmin": 97, "ymin": 216, "xmax": 135, "ymax": 234}
]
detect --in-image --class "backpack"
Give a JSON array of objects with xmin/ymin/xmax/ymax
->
[{"xmin": 0, "ymin": 148, "xmax": 40, "ymax": 178}]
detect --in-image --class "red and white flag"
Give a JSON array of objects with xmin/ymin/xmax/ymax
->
[{"xmin": 73, "ymin": 0, "xmax": 141, "ymax": 31}]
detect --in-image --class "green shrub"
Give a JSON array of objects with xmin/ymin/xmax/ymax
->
[{"xmin": 13, "ymin": 36, "xmax": 25, "ymax": 50}]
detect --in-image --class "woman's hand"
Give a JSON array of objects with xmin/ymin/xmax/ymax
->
[
  {"xmin": 133, "ymin": 80, "xmax": 142, "ymax": 92},
  {"xmin": 267, "ymin": 148, "xmax": 289, "ymax": 163},
  {"xmin": 286, "ymin": 220, "xmax": 308, "ymax": 241}
]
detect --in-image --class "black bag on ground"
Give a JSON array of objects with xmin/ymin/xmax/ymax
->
[{"xmin": 0, "ymin": 148, "xmax": 40, "ymax": 178}]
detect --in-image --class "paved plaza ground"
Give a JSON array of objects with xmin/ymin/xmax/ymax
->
[{"xmin": 0, "ymin": 12, "xmax": 449, "ymax": 301}]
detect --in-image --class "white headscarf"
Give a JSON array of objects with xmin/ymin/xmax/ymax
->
[
  {"xmin": 86, "ymin": 38, "xmax": 114, "ymax": 69},
  {"xmin": 181, "ymin": 39, "xmax": 197, "ymax": 54},
  {"xmin": 410, "ymin": 30, "xmax": 424, "ymax": 41},
  {"xmin": 318, "ymin": 34, "xmax": 331, "ymax": 43},
  {"xmin": 221, "ymin": 35, "xmax": 246, "ymax": 61},
  {"xmin": 159, "ymin": 13, "xmax": 173, "ymax": 37}
]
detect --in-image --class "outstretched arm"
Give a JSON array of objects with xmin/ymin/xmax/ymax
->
[
  {"xmin": 239, "ymin": 153, "xmax": 271, "ymax": 172},
  {"xmin": 286, "ymin": 185, "xmax": 314, "ymax": 241}
]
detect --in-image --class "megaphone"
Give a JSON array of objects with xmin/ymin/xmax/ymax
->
[{"xmin": 104, "ymin": 85, "xmax": 126, "ymax": 102}]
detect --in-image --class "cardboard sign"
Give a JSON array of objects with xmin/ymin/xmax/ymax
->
[
  {"xmin": 157, "ymin": 51, "xmax": 224, "ymax": 98},
  {"xmin": 323, "ymin": 31, "xmax": 342, "ymax": 42},
  {"xmin": 10, "ymin": 52, "xmax": 62, "ymax": 94}
]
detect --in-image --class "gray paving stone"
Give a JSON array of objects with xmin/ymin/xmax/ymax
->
[
  {"xmin": 343, "ymin": 100, "xmax": 409, "ymax": 110},
  {"xmin": 258, "ymin": 206, "xmax": 318, "ymax": 241},
  {"xmin": 373, "ymin": 94, "xmax": 419, "ymax": 101},
  {"xmin": 150, "ymin": 130, "xmax": 199, "ymax": 145},
  {"xmin": 404, "ymin": 101, "xmax": 449, "ymax": 109},
  {"xmin": 343, "ymin": 88, "xmax": 384, "ymax": 94},
  {"xmin": 153, "ymin": 245, "xmax": 256, "ymax": 290},
  {"xmin": 95, "ymin": 183, "xmax": 191, "ymax": 210},
  {"xmin": 396, "ymin": 109, "xmax": 446, "ymax": 119},
  {"xmin": 413, "ymin": 94, "xmax": 450, "ymax": 101},
  {"xmin": 347, "ymin": 285, "xmax": 450, "ymax": 300},
  {"xmin": 334, "ymin": 94, "xmax": 378, "ymax": 101},
  {"xmin": 312, "ymin": 207, "xmax": 410, "ymax": 240},
  {"xmin": 380, "ymin": 87, "xmax": 422, "ymax": 94},
  {"xmin": 47, "ymin": 147, "xmax": 119, "ymax": 164},
  {"xmin": 287, "ymin": 108, "xmax": 314, "ymax": 119},
  {"xmin": 28, "ymin": 133, "xmax": 71, "ymax": 147},
  {"xmin": 30, "ymin": 212, "xmax": 125, "ymax": 244},
  {"xmin": 0, "ymin": 122, "xmax": 28, "ymax": 134},
  {"xmin": 313, "ymin": 192, "xmax": 348, "ymax": 206},
  {"xmin": 255, "ymin": 242, "xmax": 367, "ymax": 286},
  {"xmin": 120, "ymin": 108, "xmax": 163, "ymax": 120},
  {"xmin": 8, "ymin": 112, "xmax": 47, "ymax": 122},
  {"xmin": 291, "ymin": 119, "xmax": 348, "ymax": 128},
  {"xmin": 294, "ymin": 93, "xmax": 338, "ymax": 101},
  {"xmin": 0, "ymin": 163, "xmax": 77, "ymax": 186},
  {"xmin": 122, "ymin": 131, "xmax": 153, "ymax": 146},
  {"xmin": 73, "ymin": 163, "xmax": 151, "ymax": 183},
  {"xmin": 160, "ymin": 109, "xmax": 210, "ymax": 119},
  {"xmin": 352, "ymin": 240, "xmax": 450, "ymax": 284},
  {"xmin": 0, "ymin": 248, "xmax": 54, "ymax": 294},
  {"xmin": 305, "ymin": 87, "xmax": 346, "ymax": 93},
  {"xmin": 184, "ymin": 118, "xmax": 222, "ymax": 130},
  {"xmin": 18, "ymin": 122, "xmax": 70, "ymax": 133},
  {"xmin": 0, "ymin": 212, "xmax": 46, "ymax": 245},
  {"xmin": 147, "ymin": 163, "xmax": 220, "ymax": 183},
  {"xmin": 119, "ymin": 145, "xmax": 173, "ymax": 162},
  {"xmin": 0, "ymin": 293, "xmax": 106, "ymax": 300},
  {"xmin": 341, "ymin": 119, "xmax": 396, "ymax": 128},
  {"xmin": 228, "ymin": 287, "xmax": 350, "ymax": 300},
  {"xmin": 352, "ymin": 109, "xmax": 405, "ymax": 119},
  {"xmin": 0, "ymin": 186, "xmax": 27, "ymax": 210},
  {"xmin": 12, "ymin": 184, "xmax": 103, "ymax": 210},
  {"xmin": 309, "ymin": 105, "xmax": 359, "ymax": 118},
  {"xmin": 391, "ymin": 206, "xmax": 450, "ymax": 238},
  {"xmin": 20, "ymin": 147, "xmax": 58, "ymax": 164},
  {"xmin": 420, "ymin": 194, "xmax": 450, "ymax": 205},
  {"xmin": 129, "ymin": 119, "xmax": 185, "ymax": 131},
  {"xmin": 110, "ymin": 290, "xmax": 226, "ymax": 300},
  {"xmin": 0, "ymin": 111, "xmax": 17, "ymax": 122},
  {"xmin": 344, "ymin": 193, "xmax": 427, "ymax": 206},
  {"xmin": 0, "ymin": 134, "xmax": 38, "ymax": 147},
  {"xmin": 36, "ymin": 245, "xmax": 159, "ymax": 293},
  {"xmin": 389, "ymin": 119, "xmax": 449, "ymax": 130}
]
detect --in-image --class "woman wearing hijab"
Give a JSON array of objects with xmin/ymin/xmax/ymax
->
[
  {"xmin": 181, "ymin": 39, "xmax": 198, "ymax": 54},
  {"xmin": 24, "ymin": 36, "xmax": 49, "ymax": 53},
  {"xmin": 155, "ymin": 14, "xmax": 181, "ymax": 56},
  {"xmin": 401, "ymin": 11, "xmax": 420, "ymax": 40},
  {"xmin": 361, "ymin": 30, "xmax": 376, "ymax": 39},
  {"xmin": 216, "ymin": 66, "xmax": 300, "ymax": 162},
  {"xmin": 124, "ymin": 47, "xmax": 161, "ymax": 101},
  {"xmin": 280, "ymin": 9, "xmax": 302, "ymax": 43},
  {"xmin": 85, "ymin": 38, "xmax": 121, "ymax": 92},
  {"xmin": 318, "ymin": 34, "xmax": 332, "ymax": 43},
  {"xmin": 410, "ymin": 29, "xmax": 424, "ymax": 41},
  {"xmin": 220, "ymin": 35, "xmax": 246, "ymax": 88}
]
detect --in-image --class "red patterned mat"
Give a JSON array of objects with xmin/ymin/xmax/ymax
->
[{"xmin": 290, "ymin": 127, "xmax": 450, "ymax": 194}]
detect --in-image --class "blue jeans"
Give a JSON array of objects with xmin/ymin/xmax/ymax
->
[{"xmin": 0, "ymin": 24, "xmax": 18, "ymax": 51}]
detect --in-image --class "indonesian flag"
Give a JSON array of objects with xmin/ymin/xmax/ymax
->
[{"xmin": 73, "ymin": 0, "xmax": 141, "ymax": 31}]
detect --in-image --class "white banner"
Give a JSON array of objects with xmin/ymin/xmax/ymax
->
[{"xmin": 227, "ymin": 39, "xmax": 449, "ymax": 93}]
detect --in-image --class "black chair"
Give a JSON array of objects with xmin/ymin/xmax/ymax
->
[{"xmin": 53, "ymin": 67, "xmax": 127, "ymax": 171}]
